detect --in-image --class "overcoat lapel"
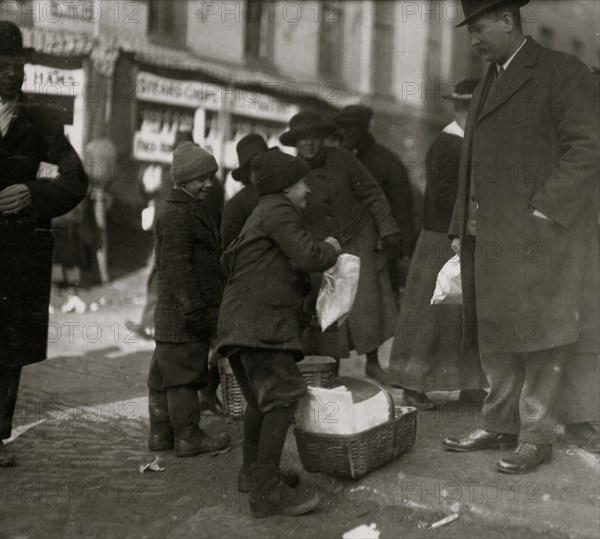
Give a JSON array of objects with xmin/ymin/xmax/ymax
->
[
  {"xmin": 1, "ymin": 95, "xmax": 34, "ymax": 150},
  {"xmin": 476, "ymin": 37, "xmax": 539, "ymax": 125}
]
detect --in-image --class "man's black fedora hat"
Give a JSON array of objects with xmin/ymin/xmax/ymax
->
[
  {"xmin": 279, "ymin": 111, "xmax": 335, "ymax": 147},
  {"xmin": 0, "ymin": 21, "xmax": 34, "ymax": 59},
  {"xmin": 231, "ymin": 133, "xmax": 268, "ymax": 182},
  {"xmin": 456, "ymin": 0, "xmax": 529, "ymax": 28}
]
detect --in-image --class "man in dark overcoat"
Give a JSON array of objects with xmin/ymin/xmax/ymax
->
[
  {"xmin": 147, "ymin": 142, "xmax": 230, "ymax": 458},
  {"xmin": 217, "ymin": 149, "xmax": 340, "ymax": 517},
  {"xmin": 333, "ymin": 105, "xmax": 416, "ymax": 298},
  {"xmin": 442, "ymin": 1, "xmax": 600, "ymax": 473},
  {"xmin": 0, "ymin": 22, "xmax": 88, "ymax": 467},
  {"xmin": 280, "ymin": 112, "xmax": 403, "ymax": 382}
]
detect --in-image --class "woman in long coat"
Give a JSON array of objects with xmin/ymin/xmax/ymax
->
[
  {"xmin": 387, "ymin": 79, "xmax": 487, "ymax": 408},
  {"xmin": 279, "ymin": 112, "xmax": 403, "ymax": 382}
]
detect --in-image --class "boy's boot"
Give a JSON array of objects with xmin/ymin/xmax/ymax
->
[
  {"xmin": 249, "ymin": 405, "xmax": 318, "ymax": 517},
  {"xmin": 167, "ymin": 387, "xmax": 230, "ymax": 458},
  {"xmin": 238, "ymin": 444, "xmax": 300, "ymax": 492},
  {"xmin": 148, "ymin": 389, "xmax": 174, "ymax": 451},
  {"xmin": 249, "ymin": 465, "xmax": 318, "ymax": 517}
]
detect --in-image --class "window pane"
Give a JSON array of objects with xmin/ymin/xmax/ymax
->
[
  {"xmin": 373, "ymin": 24, "xmax": 393, "ymax": 94},
  {"xmin": 319, "ymin": 3, "xmax": 343, "ymax": 78}
]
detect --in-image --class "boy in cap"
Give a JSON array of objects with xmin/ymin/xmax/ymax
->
[
  {"xmin": 217, "ymin": 149, "xmax": 341, "ymax": 517},
  {"xmin": 147, "ymin": 142, "xmax": 230, "ymax": 458}
]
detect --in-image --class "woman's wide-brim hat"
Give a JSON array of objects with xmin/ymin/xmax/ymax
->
[
  {"xmin": 443, "ymin": 79, "xmax": 481, "ymax": 102},
  {"xmin": 456, "ymin": 0, "xmax": 529, "ymax": 28},
  {"xmin": 279, "ymin": 111, "xmax": 335, "ymax": 147},
  {"xmin": 0, "ymin": 21, "xmax": 34, "ymax": 59},
  {"xmin": 231, "ymin": 133, "xmax": 268, "ymax": 182}
]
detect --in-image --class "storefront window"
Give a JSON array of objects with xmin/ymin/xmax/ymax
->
[{"xmin": 372, "ymin": 2, "xmax": 394, "ymax": 96}]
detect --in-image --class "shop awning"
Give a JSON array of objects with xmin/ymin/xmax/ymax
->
[
  {"xmin": 20, "ymin": 26, "xmax": 363, "ymax": 107},
  {"xmin": 115, "ymin": 34, "xmax": 363, "ymax": 108}
]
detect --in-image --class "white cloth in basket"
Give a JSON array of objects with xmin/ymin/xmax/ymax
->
[{"xmin": 295, "ymin": 385, "xmax": 390, "ymax": 435}]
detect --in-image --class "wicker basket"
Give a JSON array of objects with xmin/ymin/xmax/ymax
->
[
  {"xmin": 218, "ymin": 356, "xmax": 245, "ymax": 420},
  {"xmin": 293, "ymin": 405, "xmax": 417, "ymax": 479},
  {"xmin": 218, "ymin": 356, "xmax": 337, "ymax": 420}
]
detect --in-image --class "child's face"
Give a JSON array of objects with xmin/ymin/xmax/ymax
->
[
  {"xmin": 284, "ymin": 178, "xmax": 310, "ymax": 209},
  {"xmin": 183, "ymin": 175, "xmax": 214, "ymax": 200}
]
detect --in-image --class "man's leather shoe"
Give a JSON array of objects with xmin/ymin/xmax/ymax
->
[
  {"xmin": 496, "ymin": 442, "xmax": 552, "ymax": 474},
  {"xmin": 443, "ymin": 428, "xmax": 518, "ymax": 452}
]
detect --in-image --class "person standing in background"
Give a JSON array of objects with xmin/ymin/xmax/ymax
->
[
  {"xmin": 333, "ymin": 105, "xmax": 416, "ymax": 303},
  {"xmin": 280, "ymin": 111, "xmax": 403, "ymax": 383},
  {"xmin": 220, "ymin": 133, "xmax": 267, "ymax": 250},
  {"xmin": 387, "ymin": 79, "xmax": 488, "ymax": 409}
]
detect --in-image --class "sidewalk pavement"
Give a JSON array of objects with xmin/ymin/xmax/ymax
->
[{"xmin": 1, "ymin": 269, "xmax": 598, "ymax": 539}]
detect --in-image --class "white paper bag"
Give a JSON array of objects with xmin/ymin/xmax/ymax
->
[
  {"xmin": 431, "ymin": 254, "xmax": 462, "ymax": 305},
  {"xmin": 316, "ymin": 254, "xmax": 360, "ymax": 331}
]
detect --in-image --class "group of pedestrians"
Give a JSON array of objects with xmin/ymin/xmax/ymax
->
[
  {"xmin": 142, "ymin": 0, "xmax": 599, "ymax": 518},
  {"xmin": 1, "ymin": 0, "xmax": 598, "ymax": 522}
]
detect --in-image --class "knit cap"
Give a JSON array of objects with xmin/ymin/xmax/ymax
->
[{"xmin": 171, "ymin": 142, "xmax": 218, "ymax": 184}]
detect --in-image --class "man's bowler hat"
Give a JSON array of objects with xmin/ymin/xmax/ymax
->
[
  {"xmin": 456, "ymin": 0, "xmax": 529, "ymax": 28},
  {"xmin": 0, "ymin": 21, "xmax": 34, "ymax": 59}
]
